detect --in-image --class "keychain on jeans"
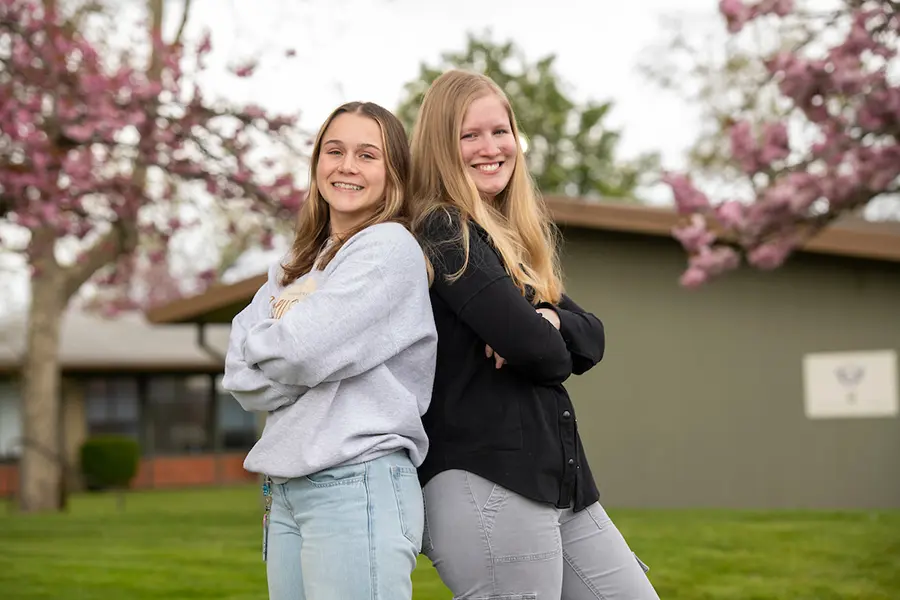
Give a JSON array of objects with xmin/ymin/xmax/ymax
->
[{"xmin": 262, "ymin": 476, "xmax": 272, "ymax": 562}]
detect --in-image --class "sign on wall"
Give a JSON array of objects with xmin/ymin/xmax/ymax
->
[{"xmin": 803, "ymin": 350, "xmax": 898, "ymax": 419}]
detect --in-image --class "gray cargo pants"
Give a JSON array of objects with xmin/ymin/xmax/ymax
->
[{"xmin": 422, "ymin": 470, "xmax": 660, "ymax": 600}]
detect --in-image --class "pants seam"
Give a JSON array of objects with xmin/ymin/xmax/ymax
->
[
  {"xmin": 366, "ymin": 462, "xmax": 377, "ymax": 600},
  {"xmin": 563, "ymin": 547, "xmax": 607, "ymax": 600},
  {"xmin": 463, "ymin": 471, "xmax": 497, "ymax": 595}
]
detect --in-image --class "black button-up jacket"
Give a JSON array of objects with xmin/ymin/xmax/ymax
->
[{"xmin": 417, "ymin": 209, "xmax": 605, "ymax": 511}]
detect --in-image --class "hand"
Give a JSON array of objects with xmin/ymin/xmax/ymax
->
[
  {"xmin": 485, "ymin": 344, "xmax": 506, "ymax": 369},
  {"xmin": 536, "ymin": 307, "xmax": 561, "ymax": 330}
]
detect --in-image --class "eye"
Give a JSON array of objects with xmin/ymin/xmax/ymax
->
[
  {"xmin": 461, "ymin": 132, "xmax": 476, "ymax": 140},
  {"xmin": 360, "ymin": 153, "xmax": 376, "ymax": 160},
  {"xmin": 494, "ymin": 129, "xmax": 510, "ymax": 136},
  {"xmin": 326, "ymin": 149, "xmax": 342, "ymax": 156}
]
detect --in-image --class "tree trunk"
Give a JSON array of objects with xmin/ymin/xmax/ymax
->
[{"xmin": 19, "ymin": 263, "xmax": 67, "ymax": 513}]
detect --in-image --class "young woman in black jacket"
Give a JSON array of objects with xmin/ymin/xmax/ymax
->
[{"xmin": 408, "ymin": 69, "xmax": 660, "ymax": 600}]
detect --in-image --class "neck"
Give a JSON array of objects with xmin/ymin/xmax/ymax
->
[{"xmin": 328, "ymin": 212, "xmax": 362, "ymax": 237}]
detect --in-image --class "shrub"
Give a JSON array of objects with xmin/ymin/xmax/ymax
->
[{"xmin": 80, "ymin": 435, "xmax": 140, "ymax": 491}]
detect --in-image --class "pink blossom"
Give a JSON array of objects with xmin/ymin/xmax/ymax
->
[
  {"xmin": 662, "ymin": 173, "xmax": 711, "ymax": 215},
  {"xmin": 672, "ymin": 214, "xmax": 716, "ymax": 254},
  {"xmin": 729, "ymin": 121, "xmax": 759, "ymax": 173},
  {"xmin": 197, "ymin": 32, "xmax": 212, "ymax": 55},
  {"xmin": 280, "ymin": 190, "xmax": 304, "ymax": 211},
  {"xmin": 780, "ymin": 172, "xmax": 822, "ymax": 215},
  {"xmin": 243, "ymin": 104, "xmax": 266, "ymax": 119},
  {"xmin": 64, "ymin": 124, "xmax": 94, "ymax": 143},
  {"xmin": 679, "ymin": 267, "xmax": 708, "ymax": 288},
  {"xmin": 719, "ymin": 0, "xmax": 749, "ymax": 33},
  {"xmin": 758, "ymin": 122, "xmax": 790, "ymax": 166},
  {"xmin": 232, "ymin": 61, "xmax": 257, "ymax": 78},
  {"xmin": 748, "ymin": 239, "xmax": 794, "ymax": 270},
  {"xmin": 756, "ymin": 0, "xmax": 794, "ymax": 17},
  {"xmin": 715, "ymin": 201, "xmax": 746, "ymax": 230},
  {"xmin": 690, "ymin": 246, "xmax": 741, "ymax": 276}
]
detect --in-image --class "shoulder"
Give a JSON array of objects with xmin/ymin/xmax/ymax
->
[
  {"xmin": 333, "ymin": 222, "xmax": 423, "ymax": 267},
  {"xmin": 420, "ymin": 206, "xmax": 462, "ymax": 243},
  {"xmin": 352, "ymin": 221, "xmax": 419, "ymax": 253}
]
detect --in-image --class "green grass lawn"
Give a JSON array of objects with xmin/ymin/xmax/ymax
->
[{"xmin": 1, "ymin": 485, "xmax": 898, "ymax": 599}]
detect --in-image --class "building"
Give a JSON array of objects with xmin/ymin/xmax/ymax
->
[
  {"xmin": 145, "ymin": 197, "xmax": 900, "ymax": 510},
  {"xmin": 0, "ymin": 311, "xmax": 257, "ymax": 498}
]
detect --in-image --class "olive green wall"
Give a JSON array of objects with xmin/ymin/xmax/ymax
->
[{"xmin": 557, "ymin": 226, "xmax": 900, "ymax": 509}]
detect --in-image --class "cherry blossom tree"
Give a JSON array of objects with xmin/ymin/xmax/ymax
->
[
  {"xmin": 663, "ymin": 0, "xmax": 900, "ymax": 287},
  {"xmin": 0, "ymin": 0, "xmax": 306, "ymax": 512}
]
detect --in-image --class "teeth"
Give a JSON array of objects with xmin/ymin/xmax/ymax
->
[
  {"xmin": 334, "ymin": 182, "xmax": 362, "ymax": 191},
  {"xmin": 476, "ymin": 163, "xmax": 500, "ymax": 172}
]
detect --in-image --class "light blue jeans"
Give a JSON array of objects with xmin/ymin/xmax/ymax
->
[{"xmin": 265, "ymin": 451, "xmax": 424, "ymax": 600}]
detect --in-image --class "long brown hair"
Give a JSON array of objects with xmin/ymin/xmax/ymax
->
[
  {"xmin": 409, "ymin": 70, "xmax": 563, "ymax": 304},
  {"xmin": 280, "ymin": 102, "xmax": 411, "ymax": 286}
]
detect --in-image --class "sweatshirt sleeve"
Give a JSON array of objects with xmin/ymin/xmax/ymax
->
[
  {"xmin": 242, "ymin": 224, "xmax": 434, "ymax": 388},
  {"xmin": 425, "ymin": 210, "xmax": 572, "ymax": 385},
  {"xmin": 221, "ymin": 262, "xmax": 310, "ymax": 413},
  {"xmin": 537, "ymin": 294, "xmax": 605, "ymax": 376}
]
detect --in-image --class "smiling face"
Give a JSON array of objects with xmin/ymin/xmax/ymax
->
[
  {"xmin": 315, "ymin": 112, "xmax": 387, "ymax": 235},
  {"xmin": 459, "ymin": 93, "xmax": 517, "ymax": 201}
]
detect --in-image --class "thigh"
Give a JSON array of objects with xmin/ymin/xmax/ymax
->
[
  {"xmin": 560, "ymin": 502, "xmax": 659, "ymax": 600},
  {"xmin": 266, "ymin": 485, "xmax": 305, "ymax": 600},
  {"xmin": 424, "ymin": 470, "xmax": 563, "ymax": 599},
  {"xmin": 292, "ymin": 454, "xmax": 420, "ymax": 600}
]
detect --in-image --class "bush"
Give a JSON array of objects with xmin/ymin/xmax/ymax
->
[{"xmin": 80, "ymin": 435, "xmax": 140, "ymax": 491}]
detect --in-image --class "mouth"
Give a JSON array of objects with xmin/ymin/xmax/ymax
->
[
  {"xmin": 332, "ymin": 181, "xmax": 364, "ymax": 191},
  {"xmin": 472, "ymin": 162, "xmax": 503, "ymax": 174}
]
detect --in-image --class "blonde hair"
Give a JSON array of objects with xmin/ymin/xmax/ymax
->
[
  {"xmin": 281, "ymin": 102, "xmax": 411, "ymax": 286},
  {"xmin": 409, "ymin": 69, "xmax": 563, "ymax": 304}
]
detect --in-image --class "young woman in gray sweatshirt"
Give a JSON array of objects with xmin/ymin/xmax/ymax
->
[{"xmin": 222, "ymin": 101, "xmax": 437, "ymax": 600}]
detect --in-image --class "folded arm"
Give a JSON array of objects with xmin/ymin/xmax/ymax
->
[
  {"xmin": 222, "ymin": 264, "xmax": 309, "ymax": 413},
  {"xmin": 426, "ymin": 211, "xmax": 572, "ymax": 385},
  {"xmin": 243, "ymin": 225, "xmax": 433, "ymax": 388},
  {"xmin": 538, "ymin": 294, "xmax": 605, "ymax": 375}
]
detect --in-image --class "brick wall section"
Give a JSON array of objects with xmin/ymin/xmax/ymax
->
[
  {"xmin": 0, "ymin": 452, "xmax": 255, "ymax": 497},
  {"xmin": 0, "ymin": 463, "xmax": 18, "ymax": 497}
]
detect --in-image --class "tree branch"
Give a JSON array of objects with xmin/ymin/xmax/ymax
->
[
  {"xmin": 62, "ymin": 217, "xmax": 138, "ymax": 301},
  {"xmin": 173, "ymin": 0, "xmax": 193, "ymax": 47}
]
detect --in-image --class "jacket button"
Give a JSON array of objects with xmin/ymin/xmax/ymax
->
[
  {"xmin": 568, "ymin": 458, "xmax": 575, "ymax": 465},
  {"xmin": 562, "ymin": 410, "xmax": 571, "ymax": 419}
]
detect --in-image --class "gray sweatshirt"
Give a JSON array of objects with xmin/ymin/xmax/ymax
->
[{"xmin": 222, "ymin": 222, "xmax": 438, "ymax": 479}]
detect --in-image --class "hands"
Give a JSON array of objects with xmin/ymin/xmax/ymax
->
[{"xmin": 485, "ymin": 306, "xmax": 561, "ymax": 369}]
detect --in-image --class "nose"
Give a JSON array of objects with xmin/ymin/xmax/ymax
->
[
  {"xmin": 476, "ymin": 136, "xmax": 500, "ymax": 157},
  {"xmin": 338, "ymin": 153, "xmax": 359, "ymax": 174}
]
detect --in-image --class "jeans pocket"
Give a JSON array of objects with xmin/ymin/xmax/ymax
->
[
  {"xmin": 391, "ymin": 465, "xmax": 425, "ymax": 550},
  {"xmin": 304, "ymin": 462, "xmax": 366, "ymax": 487}
]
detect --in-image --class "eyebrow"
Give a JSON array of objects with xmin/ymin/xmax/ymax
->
[
  {"xmin": 461, "ymin": 122, "xmax": 510, "ymax": 132},
  {"xmin": 323, "ymin": 140, "xmax": 383, "ymax": 152}
]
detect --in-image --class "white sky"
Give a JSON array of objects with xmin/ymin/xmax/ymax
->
[{"xmin": 169, "ymin": 0, "xmax": 722, "ymax": 181}]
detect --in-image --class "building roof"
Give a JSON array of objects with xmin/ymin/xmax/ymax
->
[
  {"xmin": 145, "ymin": 196, "xmax": 900, "ymax": 325},
  {"xmin": 0, "ymin": 309, "xmax": 230, "ymax": 374}
]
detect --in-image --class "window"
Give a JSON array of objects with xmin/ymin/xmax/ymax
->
[
  {"xmin": 215, "ymin": 375, "xmax": 258, "ymax": 451},
  {"xmin": 85, "ymin": 377, "xmax": 140, "ymax": 439},
  {"xmin": 146, "ymin": 375, "xmax": 212, "ymax": 454},
  {"xmin": 0, "ymin": 380, "xmax": 21, "ymax": 460}
]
